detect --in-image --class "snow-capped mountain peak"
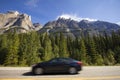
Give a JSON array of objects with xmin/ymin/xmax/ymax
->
[{"xmin": 57, "ymin": 14, "xmax": 97, "ymax": 22}]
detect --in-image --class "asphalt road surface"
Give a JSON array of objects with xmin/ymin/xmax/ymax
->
[{"xmin": 0, "ymin": 66, "xmax": 120, "ymax": 80}]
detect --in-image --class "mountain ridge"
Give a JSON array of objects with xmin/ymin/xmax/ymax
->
[
  {"xmin": 0, "ymin": 11, "xmax": 120, "ymax": 37},
  {"xmin": 0, "ymin": 11, "xmax": 42, "ymax": 33},
  {"xmin": 39, "ymin": 18, "xmax": 120, "ymax": 37}
]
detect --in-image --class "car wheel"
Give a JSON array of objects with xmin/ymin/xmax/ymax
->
[
  {"xmin": 69, "ymin": 67, "xmax": 77, "ymax": 74},
  {"xmin": 33, "ymin": 68, "xmax": 44, "ymax": 75}
]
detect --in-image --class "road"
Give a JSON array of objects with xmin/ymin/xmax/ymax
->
[{"xmin": 0, "ymin": 66, "xmax": 120, "ymax": 80}]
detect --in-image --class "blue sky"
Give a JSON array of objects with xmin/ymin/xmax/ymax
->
[{"xmin": 0, "ymin": 0, "xmax": 120, "ymax": 25}]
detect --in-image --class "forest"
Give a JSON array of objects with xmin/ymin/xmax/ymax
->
[{"xmin": 0, "ymin": 31, "xmax": 120, "ymax": 66}]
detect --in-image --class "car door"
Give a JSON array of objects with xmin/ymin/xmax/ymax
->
[
  {"xmin": 57, "ymin": 58, "xmax": 70, "ymax": 72},
  {"xmin": 44, "ymin": 58, "xmax": 61, "ymax": 73},
  {"xmin": 44, "ymin": 58, "xmax": 69, "ymax": 73}
]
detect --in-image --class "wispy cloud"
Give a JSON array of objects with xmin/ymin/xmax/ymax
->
[
  {"xmin": 57, "ymin": 14, "xmax": 97, "ymax": 22},
  {"xmin": 117, "ymin": 22, "xmax": 120, "ymax": 25},
  {"xmin": 25, "ymin": 0, "xmax": 39, "ymax": 8}
]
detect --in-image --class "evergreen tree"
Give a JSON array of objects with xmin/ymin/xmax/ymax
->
[
  {"xmin": 4, "ymin": 33, "xmax": 19, "ymax": 66},
  {"xmin": 38, "ymin": 34, "xmax": 44, "ymax": 60},
  {"xmin": 55, "ymin": 34, "xmax": 60, "ymax": 46},
  {"xmin": 72, "ymin": 48, "xmax": 80, "ymax": 60},
  {"xmin": 95, "ymin": 35, "xmax": 106, "ymax": 57},
  {"xmin": 50, "ymin": 35, "xmax": 59, "ymax": 58},
  {"xmin": 79, "ymin": 38, "xmax": 87, "ymax": 64},
  {"xmin": 59, "ymin": 33, "xmax": 69, "ymax": 57},
  {"xmin": 0, "ymin": 34, "xmax": 8, "ymax": 64},
  {"xmin": 26, "ymin": 32, "xmax": 41, "ymax": 65},
  {"xmin": 95, "ymin": 54, "xmax": 104, "ymax": 65},
  {"xmin": 43, "ymin": 33, "xmax": 54, "ymax": 61},
  {"xmin": 107, "ymin": 49, "xmax": 115, "ymax": 65},
  {"xmin": 114, "ymin": 47, "xmax": 120, "ymax": 63},
  {"xmin": 87, "ymin": 37, "xmax": 99, "ymax": 65},
  {"xmin": 0, "ymin": 30, "xmax": 120, "ymax": 66},
  {"xmin": 18, "ymin": 33, "xmax": 28, "ymax": 66},
  {"xmin": 67, "ymin": 37, "xmax": 73, "ymax": 58},
  {"xmin": 103, "ymin": 49, "xmax": 115, "ymax": 65}
]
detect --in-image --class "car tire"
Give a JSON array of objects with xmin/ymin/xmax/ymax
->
[
  {"xmin": 69, "ymin": 67, "xmax": 77, "ymax": 74},
  {"xmin": 33, "ymin": 68, "xmax": 44, "ymax": 75}
]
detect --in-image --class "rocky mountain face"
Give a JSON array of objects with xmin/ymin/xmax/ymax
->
[
  {"xmin": 0, "ymin": 11, "xmax": 120, "ymax": 37},
  {"xmin": 0, "ymin": 11, "xmax": 38, "ymax": 33},
  {"xmin": 39, "ymin": 18, "xmax": 120, "ymax": 37},
  {"xmin": 33, "ymin": 23, "xmax": 42, "ymax": 31}
]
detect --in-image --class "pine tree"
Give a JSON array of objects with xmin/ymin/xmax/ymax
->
[
  {"xmin": 42, "ymin": 33, "xmax": 54, "ymax": 61},
  {"xmin": 4, "ymin": 33, "xmax": 19, "ymax": 66},
  {"xmin": 67, "ymin": 37, "xmax": 73, "ymax": 58},
  {"xmin": 87, "ymin": 37, "xmax": 99, "ymax": 65},
  {"xmin": 114, "ymin": 47, "xmax": 120, "ymax": 63},
  {"xmin": 18, "ymin": 33, "xmax": 28, "ymax": 66},
  {"xmin": 59, "ymin": 33, "xmax": 69, "ymax": 57},
  {"xmin": 0, "ymin": 34, "xmax": 8, "ymax": 64},
  {"xmin": 38, "ymin": 34, "xmax": 44, "ymax": 60},
  {"xmin": 107, "ymin": 49, "xmax": 115, "ymax": 65},
  {"xmin": 50, "ymin": 35, "xmax": 59, "ymax": 58},
  {"xmin": 79, "ymin": 38, "xmax": 87, "ymax": 64},
  {"xmin": 26, "ymin": 32, "xmax": 41, "ymax": 65},
  {"xmin": 72, "ymin": 48, "xmax": 80, "ymax": 60},
  {"xmin": 95, "ymin": 35, "xmax": 106, "ymax": 56}
]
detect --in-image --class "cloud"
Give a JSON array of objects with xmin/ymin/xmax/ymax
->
[
  {"xmin": 25, "ymin": 0, "xmax": 39, "ymax": 8},
  {"xmin": 57, "ymin": 14, "xmax": 97, "ymax": 22},
  {"xmin": 117, "ymin": 22, "xmax": 120, "ymax": 25}
]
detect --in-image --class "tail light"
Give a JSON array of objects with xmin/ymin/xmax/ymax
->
[{"xmin": 77, "ymin": 61, "xmax": 82, "ymax": 66}]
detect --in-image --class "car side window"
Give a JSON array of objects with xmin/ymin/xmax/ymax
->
[
  {"xmin": 58, "ymin": 58, "xmax": 69, "ymax": 63},
  {"xmin": 49, "ymin": 59, "xmax": 58, "ymax": 63}
]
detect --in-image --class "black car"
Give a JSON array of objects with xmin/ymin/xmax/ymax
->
[{"xmin": 32, "ymin": 58, "xmax": 82, "ymax": 75}]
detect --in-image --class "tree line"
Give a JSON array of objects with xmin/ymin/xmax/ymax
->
[{"xmin": 0, "ymin": 31, "xmax": 120, "ymax": 66}]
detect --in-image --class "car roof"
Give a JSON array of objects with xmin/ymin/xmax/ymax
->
[
  {"xmin": 51, "ymin": 57, "xmax": 76, "ymax": 61},
  {"xmin": 54, "ymin": 57, "xmax": 72, "ymax": 59}
]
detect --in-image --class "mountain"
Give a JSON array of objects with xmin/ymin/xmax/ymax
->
[
  {"xmin": 0, "ymin": 11, "xmax": 40, "ymax": 33},
  {"xmin": 33, "ymin": 23, "xmax": 42, "ymax": 31},
  {"xmin": 0, "ymin": 11, "xmax": 120, "ymax": 36},
  {"xmin": 39, "ymin": 18, "xmax": 120, "ymax": 37}
]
